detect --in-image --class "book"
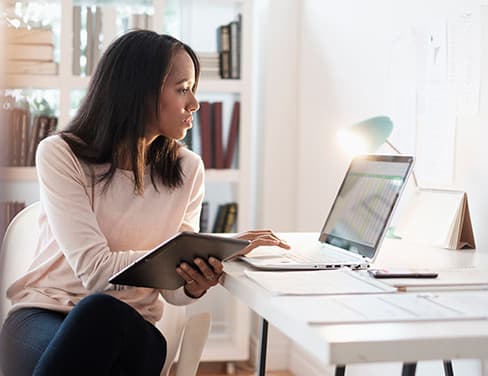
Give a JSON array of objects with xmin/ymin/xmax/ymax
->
[
  {"xmin": 18, "ymin": 109, "xmax": 29, "ymax": 166},
  {"xmin": 47, "ymin": 116, "xmax": 58, "ymax": 135},
  {"xmin": 198, "ymin": 101, "xmax": 213, "ymax": 168},
  {"xmin": 3, "ymin": 27, "xmax": 54, "ymax": 44},
  {"xmin": 86, "ymin": 6, "xmax": 94, "ymax": 75},
  {"xmin": 223, "ymin": 202, "xmax": 238, "ymax": 233},
  {"xmin": 212, "ymin": 204, "xmax": 228, "ymax": 233},
  {"xmin": 0, "ymin": 109, "xmax": 12, "ymax": 165},
  {"xmin": 93, "ymin": 7, "xmax": 102, "ymax": 69},
  {"xmin": 394, "ymin": 188, "xmax": 476, "ymax": 250},
  {"xmin": 199, "ymin": 201, "xmax": 209, "ymax": 233},
  {"xmin": 217, "ymin": 24, "xmax": 231, "ymax": 79},
  {"xmin": 9, "ymin": 109, "xmax": 21, "ymax": 166},
  {"xmin": 224, "ymin": 101, "xmax": 240, "ymax": 168},
  {"xmin": 72, "ymin": 6, "xmax": 82, "ymax": 75},
  {"xmin": 3, "ymin": 60, "xmax": 58, "ymax": 75},
  {"xmin": 6, "ymin": 44, "xmax": 54, "ymax": 61},
  {"xmin": 212, "ymin": 102, "xmax": 224, "ymax": 168},
  {"xmin": 229, "ymin": 16, "xmax": 241, "ymax": 79},
  {"xmin": 27, "ymin": 115, "xmax": 41, "ymax": 167}
]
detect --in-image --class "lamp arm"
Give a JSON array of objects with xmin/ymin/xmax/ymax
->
[
  {"xmin": 384, "ymin": 139, "xmax": 402, "ymax": 154},
  {"xmin": 385, "ymin": 139, "xmax": 419, "ymax": 188}
]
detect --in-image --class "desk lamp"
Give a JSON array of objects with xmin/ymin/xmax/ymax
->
[{"xmin": 337, "ymin": 115, "xmax": 418, "ymax": 187}]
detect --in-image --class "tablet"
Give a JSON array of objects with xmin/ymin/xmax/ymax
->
[{"xmin": 109, "ymin": 231, "xmax": 250, "ymax": 290}]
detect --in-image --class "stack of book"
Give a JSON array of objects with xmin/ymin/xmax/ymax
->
[
  {"xmin": 0, "ymin": 107, "xmax": 58, "ymax": 167},
  {"xmin": 2, "ymin": 27, "xmax": 58, "ymax": 75},
  {"xmin": 198, "ymin": 52, "xmax": 220, "ymax": 79},
  {"xmin": 217, "ymin": 14, "xmax": 242, "ymax": 79},
  {"xmin": 73, "ymin": 6, "xmax": 102, "ymax": 76},
  {"xmin": 197, "ymin": 101, "xmax": 240, "ymax": 169}
]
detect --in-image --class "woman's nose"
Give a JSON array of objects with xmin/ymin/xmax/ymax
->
[{"xmin": 188, "ymin": 92, "xmax": 199, "ymax": 112}]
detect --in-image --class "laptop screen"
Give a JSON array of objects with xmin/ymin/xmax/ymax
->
[{"xmin": 319, "ymin": 154, "xmax": 414, "ymax": 259}]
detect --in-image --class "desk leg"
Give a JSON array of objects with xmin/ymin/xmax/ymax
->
[
  {"xmin": 335, "ymin": 365, "xmax": 346, "ymax": 376},
  {"xmin": 443, "ymin": 361, "xmax": 454, "ymax": 376},
  {"xmin": 402, "ymin": 363, "xmax": 417, "ymax": 376},
  {"xmin": 257, "ymin": 318, "xmax": 269, "ymax": 376}
]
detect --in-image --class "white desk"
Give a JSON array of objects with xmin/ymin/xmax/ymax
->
[{"xmin": 221, "ymin": 233, "xmax": 488, "ymax": 375}]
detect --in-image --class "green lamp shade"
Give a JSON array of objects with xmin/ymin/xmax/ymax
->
[{"xmin": 347, "ymin": 116, "xmax": 394, "ymax": 152}]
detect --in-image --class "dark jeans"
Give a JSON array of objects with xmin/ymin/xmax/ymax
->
[{"xmin": 0, "ymin": 293, "xmax": 166, "ymax": 376}]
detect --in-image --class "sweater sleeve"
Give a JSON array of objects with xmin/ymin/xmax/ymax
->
[{"xmin": 36, "ymin": 137, "xmax": 146, "ymax": 292}]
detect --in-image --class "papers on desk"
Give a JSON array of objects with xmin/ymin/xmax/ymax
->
[
  {"xmin": 244, "ymin": 269, "xmax": 396, "ymax": 295},
  {"xmin": 275, "ymin": 291, "xmax": 488, "ymax": 324}
]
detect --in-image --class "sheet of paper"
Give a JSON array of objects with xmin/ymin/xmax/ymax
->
[
  {"xmin": 244, "ymin": 269, "xmax": 395, "ymax": 296},
  {"xmin": 377, "ymin": 268, "xmax": 488, "ymax": 290},
  {"xmin": 448, "ymin": 8, "xmax": 481, "ymax": 116},
  {"xmin": 274, "ymin": 291, "xmax": 488, "ymax": 324}
]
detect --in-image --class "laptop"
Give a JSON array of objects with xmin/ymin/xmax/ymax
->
[{"xmin": 241, "ymin": 154, "xmax": 414, "ymax": 270}]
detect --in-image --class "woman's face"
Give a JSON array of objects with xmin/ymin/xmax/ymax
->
[{"xmin": 146, "ymin": 49, "xmax": 199, "ymax": 142}]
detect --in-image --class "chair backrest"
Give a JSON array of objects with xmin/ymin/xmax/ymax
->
[
  {"xmin": 0, "ymin": 201, "xmax": 41, "ymax": 324},
  {"xmin": 0, "ymin": 201, "xmax": 210, "ymax": 376}
]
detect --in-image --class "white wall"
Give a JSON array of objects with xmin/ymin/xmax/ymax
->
[
  {"xmin": 257, "ymin": 0, "xmax": 488, "ymax": 374},
  {"xmin": 294, "ymin": 0, "xmax": 488, "ymax": 248}
]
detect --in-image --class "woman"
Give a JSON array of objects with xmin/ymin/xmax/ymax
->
[{"xmin": 0, "ymin": 30, "xmax": 289, "ymax": 375}]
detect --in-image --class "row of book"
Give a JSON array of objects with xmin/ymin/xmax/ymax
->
[
  {"xmin": 73, "ymin": 5, "xmax": 102, "ymax": 76},
  {"xmin": 217, "ymin": 14, "xmax": 242, "ymax": 79},
  {"xmin": 2, "ymin": 27, "xmax": 58, "ymax": 75},
  {"xmin": 190, "ymin": 101, "xmax": 240, "ymax": 169},
  {"xmin": 0, "ymin": 108, "xmax": 58, "ymax": 167},
  {"xmin": 200, "ymin": 202, "xmax": 238, "ymax": 234},
  {"xmin": 0, "ymin": 201, "xmax": 25, "ymax": 239}
]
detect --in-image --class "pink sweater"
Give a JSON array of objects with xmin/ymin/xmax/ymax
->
[{"xmin": 7, "ymin": 135, "xmax": 205, "ymax": 324}]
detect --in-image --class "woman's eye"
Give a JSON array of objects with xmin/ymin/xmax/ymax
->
[{"xmin": 180, "ymin": 88, "xmax": 189, "ymax": 94}]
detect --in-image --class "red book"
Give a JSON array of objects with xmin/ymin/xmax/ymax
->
[
  {"xmin": 224, "ymin": 101, "xmax": 240, "ymax": 169},
  {"xmin": 212, "ymin": 102, "xmax": 224, "ymax": 169},
  {"xmin": 198, "ymin": 101, "xmax": 213, "ymax": 168}
]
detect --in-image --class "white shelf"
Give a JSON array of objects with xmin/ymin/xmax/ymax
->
[
  {"xmin": 205, "ymin": 169, "xmax": 239, "ymax": 182},
  {"xmin": 1, "ymin": 167, "xmax": 240, "ymax": 183},
  {"xmin": 1, "ymin": 167, "xmax": 38, "ymax": 182},
  {"xmin": 5, "ymin": 74, "xmax": 241, "ymax": 93},
  {"xmin": 198, "ymin": 79, "xmax": 243, "ymax": 93}
]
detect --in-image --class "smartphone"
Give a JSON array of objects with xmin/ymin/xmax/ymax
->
[{"xmin": 368, "ymin": 268, "xmax": 438, "ymax": 279}]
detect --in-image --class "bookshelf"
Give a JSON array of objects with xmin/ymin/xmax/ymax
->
[{"xmin": 1, "ymin": 0, "xmax": 256, "ymax": 367}]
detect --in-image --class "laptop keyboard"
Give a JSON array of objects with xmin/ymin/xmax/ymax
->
[{"xmin": 285, "ymin": 251, "xmax": 360, "ymax": 264}]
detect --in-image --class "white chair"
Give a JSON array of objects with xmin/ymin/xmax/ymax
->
[{"xmin": 0, "ymin": 201, "xmax": 211, "ymax": 376}]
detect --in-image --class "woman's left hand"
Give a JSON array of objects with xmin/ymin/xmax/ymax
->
[
  {"xmin": 234, "ymin": 229, "xmax": 291, "ymax": 255},
  {"xmin": 176, "ymin": 257, "xmax": 223, "ymax": 299}
]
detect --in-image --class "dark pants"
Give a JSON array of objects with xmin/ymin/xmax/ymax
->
[{"xmin": 0, "ymin": 293, "xmax": 166, "ymax": 376}]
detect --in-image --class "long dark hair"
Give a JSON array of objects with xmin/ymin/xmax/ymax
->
[{"xmin": 61, "ymin": 30, "xmax": 200, "ymax": 193}]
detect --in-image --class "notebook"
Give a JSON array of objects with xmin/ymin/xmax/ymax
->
[{"xmin": 241, "ymin": 154, "xmax": 414, "ymax": 270}]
